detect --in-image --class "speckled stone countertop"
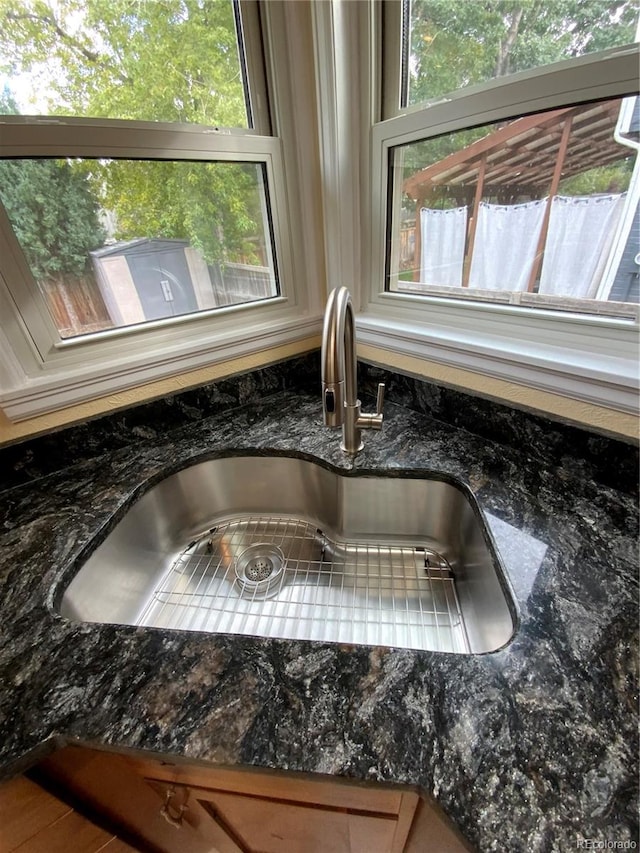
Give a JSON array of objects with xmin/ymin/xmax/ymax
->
[{"xmin": 0, "ymin": 368, "xmax": 637, "ymax": 852}]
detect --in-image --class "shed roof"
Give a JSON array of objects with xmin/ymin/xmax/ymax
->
[{"xmin": 91, "ymin": 237, "xmax": 189, "ymax": 258}]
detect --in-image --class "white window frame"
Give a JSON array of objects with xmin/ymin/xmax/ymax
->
[
  {"xmin": 362, "ymin": 8, "xmax": 640, "ymax": 415},
  {"xmin": 0, "ymin": 1, "xmax": 323, "ymax": 422}
]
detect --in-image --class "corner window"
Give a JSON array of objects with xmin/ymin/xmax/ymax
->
[
  {"xmin": 0, "ymin": 2, "xmax": 311, "ymax": 421},
  {"xmin": 368, "ymin": 4, "xmax": 639, "ymax": 414},
  {"xmin": 383, "ymin": 1, "xmax": 640, "ymax": 319},
  {"xmin": 0, "ymin": 1, "xmax": 281, "ymax": 341},
  {"xmin": 387, "ymin": 96, "xmax": 639, "ymax": 318}
]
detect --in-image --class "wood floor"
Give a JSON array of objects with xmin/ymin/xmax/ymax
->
[{"xmin": 0, "ymin": 775, "xmax": 138, "ymax": 853}]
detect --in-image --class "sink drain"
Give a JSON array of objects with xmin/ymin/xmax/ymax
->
[
  {"xmin": 235, "ymin": 543, "xmax": 285, "ymax": 597},
  {"xmin": 245, "ymin": 555, "xmax": 275, "ymax": 581}
]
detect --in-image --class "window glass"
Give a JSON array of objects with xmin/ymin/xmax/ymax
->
[
  {"xmin": 0, "ymin": 0, "xmax": 250, "ymax": 127},
  {"xmin": 0, "ymin": 1, "xmax": 283, "ymax": 341},
  {"xmin": 388, "ymin": 96, "xmax": 640, "ymax": 315},
  {"xmin": 0, "ymin": 158, "xmax": 278, "ymax": 338},
  {"xmin": 402, "ymin": 0, "xmax": 639, "ymax": 107}
]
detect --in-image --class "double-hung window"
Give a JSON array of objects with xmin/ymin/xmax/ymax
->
[
  {"xmin": 0, "ymin": 1, "xmax": 316, "ymax": 421},
  {"xmin": 361, "ymin": 1, "xmax": 640, "ymax": 416}
]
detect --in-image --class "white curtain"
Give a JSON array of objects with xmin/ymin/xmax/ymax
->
[
  {"xmin": 420, "ymin": 206, "xmax": 467, "ymax": 287},
  {"xmin": 468, "ymin": 199, "xmax": 546, "ymax": 291},
  {"xmin": 538, "ymin": 194, "xmax": 626, "ymax": 298}
]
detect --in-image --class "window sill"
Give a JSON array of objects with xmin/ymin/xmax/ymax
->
[
  {"xmin": 0, "ymin": 312, "xmax": 322, "ymax": 422},
  {"xmin": 357, "ymin": 301, "xmax": 639, "ymax": 414}
]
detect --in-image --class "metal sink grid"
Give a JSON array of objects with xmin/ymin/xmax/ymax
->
[{"xmin": 135, "ymin": 516, "xmax": 470, "ymax": 653}]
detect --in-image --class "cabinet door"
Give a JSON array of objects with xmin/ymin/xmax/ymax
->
[
  {"xmin": 33, "ymin": 749, "xmax": 216, "ymax": 853},
  {"xmin": 146, "ymin": 778, "xmax": 404, "ymax": 853},
  {"xmin": 35, "ymin": 745, "xmax": 435, "ymax": 853}
]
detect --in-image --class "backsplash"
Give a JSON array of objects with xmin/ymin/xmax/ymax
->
[
  {"xmin": 0, "ymin": 353, "xmax": 320, "ymax": 492},
  {"xmin": 359, "ymin": 363, "xmax": 638, "ymax": 496},
  {"xmin": 1, "ymin": 351, "xmax": 637, "ymax": 498}
]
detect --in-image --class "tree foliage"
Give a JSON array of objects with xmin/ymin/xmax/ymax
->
[
  {"xmin": 0, "ymin": 88, "xmax": 106, "ymax": 279},
  {"xmin": 0, "ymin": 157, "xmax": 105, "ymax": 278},
  {"xmin": 407, "ymin": 0, "xmax": 639, "ymax": 105},
  {"xmin": 0, "ymin": 0, "xmax": 264, "ymax": 265},
  {"xmin": 96, "ymin": 159, "xmax": 264, "ymax": 263},
  {"xmin": 0, "ymin": 0, "xmax": 247, "ymax": 125}
]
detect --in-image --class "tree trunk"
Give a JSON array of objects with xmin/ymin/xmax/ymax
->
[{"xmin": 494, "ymin": 8, "xmax": 524, "ymax": 78}]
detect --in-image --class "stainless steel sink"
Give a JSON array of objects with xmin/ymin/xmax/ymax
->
[{"xmin": 59, "ymin": 455, "xmax": 517, "ymax": 654}]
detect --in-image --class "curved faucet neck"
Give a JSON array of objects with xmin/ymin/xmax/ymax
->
[
  {"xmin": 321, "ymin": 286, "xmax": 358, "ymax": 409},
  {"xmin": 321, "ymin": 287, "xmax": 384, "ymax": 456}
]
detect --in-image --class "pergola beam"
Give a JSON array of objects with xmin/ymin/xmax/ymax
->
[
  {"xmin": 526, "ymin": 115, "xmax": 573, "ymax": 293},
  {"xmin": 462, "ymin": 152, "xmax": 487, "ymax": 288},
  {"xmin": 403, "ymin": 100, "xmax": 623, "ymax": 201}
]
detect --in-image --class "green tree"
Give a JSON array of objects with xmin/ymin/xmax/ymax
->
[
  {"xmin": 0, "ymin": 157, "xmax": 105, "ymax": 278},
  {"xmin": 0, "ymin": 83, "xmax": 105, "ymax": 278},
  {"xmin": 0, "ymin": 0, "xmax": 247, "ymax": 125},
  {"xmin": 0, "ymin": 0, "xmax": 265, "ymax": 264},
  {"xmin": 96, "ymin": 159, "xmax": 265, "ymax": 263},
  {"xmin": 407, "ymin": 0, "xmax": 639, "ymax": 105}
]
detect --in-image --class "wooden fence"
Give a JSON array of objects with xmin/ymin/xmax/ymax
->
[
  {"xmin": 399, "ymin": 224, "xmax": 415, "ymax": 270},
  {"xmin": 39, "ymin": 274, "xmax": 113, "ymax": 338}
]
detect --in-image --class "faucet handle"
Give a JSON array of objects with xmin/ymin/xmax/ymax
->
[{"xmin": 356, "ymin": 383, "xmax": 385, "ymax": 433}]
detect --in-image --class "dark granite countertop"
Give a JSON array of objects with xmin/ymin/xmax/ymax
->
[{"xmin": 0, "ymin": 381, "xmax": 637, "ymax": 852}]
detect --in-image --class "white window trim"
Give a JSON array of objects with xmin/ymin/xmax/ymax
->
[
  {"xmin": 364, "ymin": 30, "xmax": 640, "ymax": 415},
  {"xmin": 0, "ymin": 1, "xmax": 325, "ymax": 422}
]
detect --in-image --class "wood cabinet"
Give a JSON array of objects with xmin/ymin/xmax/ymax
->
[
  {"xmin": 142, "ymin": 775, "xmax": 416, "ymax": 853},
  {"xmin": 22, "ymin": 744, "xmax": 471, "ymax": 853}
]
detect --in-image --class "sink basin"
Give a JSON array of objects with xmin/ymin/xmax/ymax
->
[{"xmin": 59, "ymin": 454, "xmax": 517, "ymax": 654}]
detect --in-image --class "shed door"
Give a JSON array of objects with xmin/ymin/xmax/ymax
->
[{"xmin": 128, "ymin": 249, "xmax": 198, "ymax": 320}]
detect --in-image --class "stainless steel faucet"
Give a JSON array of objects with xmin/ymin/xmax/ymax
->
[{"xmin": 321, "ymin": 286, "xmax": 385, "ymax": 455}]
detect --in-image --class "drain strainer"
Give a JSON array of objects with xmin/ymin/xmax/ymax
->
[
  {"xmin": 235, "ymin": 543, "xmax": 285, "ymax": 598},
  {"xmin": 245, "ymin": 555, "xmax": 275, "ymax": 581}
]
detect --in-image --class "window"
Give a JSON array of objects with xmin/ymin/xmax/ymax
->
[
  {"xmin": 388, "ymin": 96, "xmax": 639, "ymax": 317},
  {"xmin": 364, "ymin": 2, "xmax": 640, "ymax": 414},
  {"xmin": 0, "ymin": 0, "xmax": 280, "ymax": 341},
  {"xmin": 396, "ymin": 0, "xmax": 638, "ymax": 109},
  {"xmin": 0, "ymin": 157, "xmax": 279, "ymax": 338},
  {"xmin": 0, "ymin": 2, "xmax": 316, "ymax": 420}
]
